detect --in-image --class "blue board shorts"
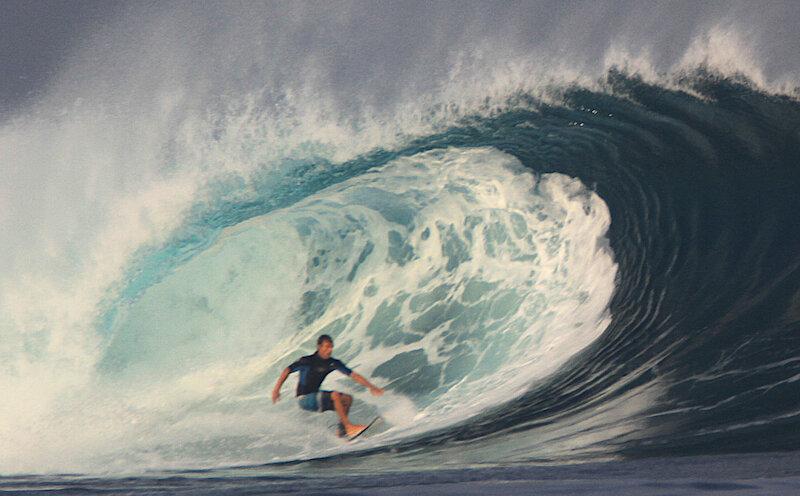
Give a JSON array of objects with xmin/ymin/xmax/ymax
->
[{"xmin": 297, "ymin": 390, "xmax": 335, "ymax": 412}]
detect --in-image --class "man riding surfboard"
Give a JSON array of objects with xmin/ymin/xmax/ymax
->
[{"xmin": 272, "ymin": 334, "xmax": 384, "ymax": 438}]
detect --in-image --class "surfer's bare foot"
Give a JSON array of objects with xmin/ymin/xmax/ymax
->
[{"xmin": 345, "ymin": 424, "xmax": 367, "ymax": 437}]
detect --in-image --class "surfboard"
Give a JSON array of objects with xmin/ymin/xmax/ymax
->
[{"xmin": 347, "ymin": 416, "xmax": 381, "ymax": 442}]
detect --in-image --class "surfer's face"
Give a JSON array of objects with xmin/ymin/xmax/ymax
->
[{"xmin": 317, "ymin": 340, "xmax": 333, "ymax": 359}]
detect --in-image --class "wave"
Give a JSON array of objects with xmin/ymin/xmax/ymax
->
[{"xmin": 1, "ymin": 1, "xmax": 800, "ymax": 476}]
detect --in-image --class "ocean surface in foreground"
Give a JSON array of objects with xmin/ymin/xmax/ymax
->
[{"xmin": 3, "ymin": 452, "xmax": 800, "ymax": 495}]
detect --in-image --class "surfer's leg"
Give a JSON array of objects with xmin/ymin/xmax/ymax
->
[
  {"xmin": 331, "ymin": 391, "xmax": 365, "ymax": 437},
  {"xmin": 337, "ymin": 394, "xmax": 352, "ymax": 437},
  {"xmin": 341, "ymin": 393, "xmax": 352, "ymax": 415}
]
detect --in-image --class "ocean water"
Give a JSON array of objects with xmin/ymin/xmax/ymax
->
[{"xmin": 2, "ymin": 1, "xmax": 800, "ymax": 494}]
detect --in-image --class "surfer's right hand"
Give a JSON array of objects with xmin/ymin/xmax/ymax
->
[{"xmin": 272, "ymin": 389, "xmax": 280, "ymax": 404}]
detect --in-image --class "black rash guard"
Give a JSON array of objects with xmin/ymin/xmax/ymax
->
[{"xmin": 288, "ymin": 352, "xmax": 352, "ymax": 396}]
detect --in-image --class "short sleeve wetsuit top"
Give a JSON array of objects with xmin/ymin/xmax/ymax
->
[{"xmin": 288, "ymin": 352, "xmax": 353, "ymax": 396}]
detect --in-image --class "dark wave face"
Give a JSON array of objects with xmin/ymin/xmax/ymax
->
[
  {"xmin": 1, "ymin": 1, "xmax": 800, "ymax": 477},
  {"xmin": 372, "ymin": 74, "xmax": 800, "ymax": 465}
]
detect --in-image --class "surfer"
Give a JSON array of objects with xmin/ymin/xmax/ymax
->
[{"xmin": 272, "ymin": 334, "xmax": 384, "ymax": 438}]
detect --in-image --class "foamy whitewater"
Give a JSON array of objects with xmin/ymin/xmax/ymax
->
[{"xmin": 1, "ymin": 2, "xmax": 800, "ymax": 493}]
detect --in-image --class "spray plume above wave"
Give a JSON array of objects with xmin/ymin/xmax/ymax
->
[{"xmin": 1, "ymin": 0, "xmax": 800, "ymax": 476}]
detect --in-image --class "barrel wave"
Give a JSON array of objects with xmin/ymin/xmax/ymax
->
[{"xmin": 1, "ymin": 1, "xmax": 800, "ymax": 482}]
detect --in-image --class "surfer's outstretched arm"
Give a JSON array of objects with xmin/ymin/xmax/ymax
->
[
  {"xmin": 272, "ymin": 367, "xmax": 291, "ymax": 403},
  {"xmin": 349, "ymin": 371, "xmax": 385, "ymax": 396}
]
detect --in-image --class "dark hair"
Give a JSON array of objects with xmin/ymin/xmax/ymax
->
[{"xmin": 317, "ymin": 334, "xmax": 333, "ymax": 346}]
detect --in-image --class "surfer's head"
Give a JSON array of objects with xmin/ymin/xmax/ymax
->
[{"xmin": 317, "ymin": 334, "xmax": 333, "ymax": 358}]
